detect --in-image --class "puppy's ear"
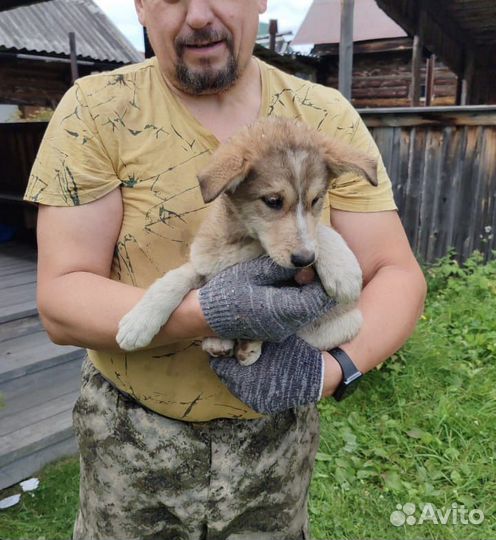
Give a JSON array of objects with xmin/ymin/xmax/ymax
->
[
  {"xmin": 321, "ymin": 138, "xmax": 378, "ymax": 186},
  {"xmin": 197, "ymin": 147, "xmax": 251, "ymax": 203}
]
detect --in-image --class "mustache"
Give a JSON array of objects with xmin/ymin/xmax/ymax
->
[{"xmin": 175, "ymin": 28, "xmax": 232, "ymax": 54}]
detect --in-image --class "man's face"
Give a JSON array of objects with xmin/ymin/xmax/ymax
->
[{"xmin": 135, "ymin": 0, "xmax": 268, "ymax": 95}]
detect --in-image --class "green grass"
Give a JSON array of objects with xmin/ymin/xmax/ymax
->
[
  {"xmin": 0, "ymin": 457, "xmax": 79, "ymax": 540},
  {"xmin": 1, "ymin": 253, "xmax": 495, "ymax": 539},
  {"xmin": 310, "ymin": 252, "xmax": 496, "ymax": 539}
]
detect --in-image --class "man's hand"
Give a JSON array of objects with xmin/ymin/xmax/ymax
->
[
  {"xmin": 210, "ymin": 335, "xmax": 326, "ymax": 414},
  {"xmin": 199, "ymin": 256, "xmax": 335, "ymax": 343}
]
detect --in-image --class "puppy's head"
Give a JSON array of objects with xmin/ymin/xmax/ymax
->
[{"xmin": 198, "ymin": 117, "xmax": 378, "ymax": 268}]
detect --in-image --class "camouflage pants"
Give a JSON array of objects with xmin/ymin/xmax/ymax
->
[{"xmin": 72, "ymin": 358, "xmax": 320, "ymax": 540}]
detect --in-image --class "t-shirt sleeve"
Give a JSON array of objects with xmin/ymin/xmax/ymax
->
[
  {"xmin": 24, "ymin": 82, "xmax": 121, "ymax": 206},
  {"xmin": 324, "ymin": 91, "xmax": 397, "ymax": 213}
]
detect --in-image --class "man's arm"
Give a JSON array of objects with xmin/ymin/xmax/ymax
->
[
  {"xmin": 321, "ymin": 210, "xmax": 427, "ymax": 396},
  {"xmin": 36, "ymin": 188, "xmax": 213, "ymax": 352}
]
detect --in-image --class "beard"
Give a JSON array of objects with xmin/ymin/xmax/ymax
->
[{"xmin": 174, "ymin": 28, "xmax": 239, "ymax": 95}]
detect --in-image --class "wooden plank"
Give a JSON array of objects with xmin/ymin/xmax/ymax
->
[
  {"xmin": 361, "ymin": 107, "xmax": 496, "ymax": 127},
  {"xmin": 432, "ymin": 127, "xmax": 463, "ymax": 259},
  {"xmin": 0, "ymin": 315, "xmax": 44, "ymax": 343},
  {"xmin": 0, "ymin": 282, "xmax": 36, "ymax": 308},
  {"xmin": 468, "ymin": 127, "xmax": 493, "ymax": 259},
  {"xmin": 0, "ymin": 330, "xmax": 84, "ymax": 383},
  {"xmin": 0, "ymin": 303, "xmax": 38, "ymax": 324},
  {"xmin": 479, "ymin": 130, "xmax": 496, "ymax": 261},
  {"xmin": 0, "ymin": 436, "xmax": 78, "ymax": 491},
  {"xmin": 403, "ymin": 127, "xmax": 426, "ymax": 256},
  {"xmin": 416, "ymin": 129, "xmax": 442, "ymax": 260},
  {"xmin": 0, "ymin": 263, "xmax": 36, "ymax": 279},
  {"xmin": 410, "ymin": 34, "xmax": 422, "ymax": 106},
  {"xmin": 0, "ymin": 356, "xmax": 83, "ymax": 416},
  {"xmin": 0, "ymin": 268, "xmax": 36, "ymax": 289},
  {"xmin": 0, "ymin": 409, "xmax": 75, "ymax": 468},
  {"xmin": 339, "ymin": 0, "xmax": 354, "ymax": 100},
  {"xmin": 394, "ymin": 128, "xmax": 412, "ymax": 222},
  {"xmin": 0, "ymin": 390, "xmax": 79, "ymax": 437},
  {"xmin": 0, "ymin": 253, "xmax": 36, "ymax": 269},
  {"xmin": 453, "ymin": 126, "xmax": 479, "ymax": 258},
  {"xmin": 423, "ymin": 129, "xmax": 445, "ymax": 262}
]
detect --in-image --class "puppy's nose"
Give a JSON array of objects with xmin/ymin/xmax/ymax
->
[{"xmin": 291, "ymin": 251, "xmax": 315, "ymax": 268}]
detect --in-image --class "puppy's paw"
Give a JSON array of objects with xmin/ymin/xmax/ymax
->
[
  {"xmin": 235, "ymin": 340, "xmax": 263, "ymax": 366},
  {"xmin": 116, "ymin": 307, "xmax": 162, "ymax": 351},
  {"xmin": 202, "ymin": 337, "xmax": 235, "ymax": 357},
  {"xmin": 319, "ymin": 269, "xmax": 362, "ymax": 304}
]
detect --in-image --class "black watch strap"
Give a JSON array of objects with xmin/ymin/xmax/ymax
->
[{"xmin": 329, "ymin": 347, "xmax": 362, "ymax": 401}]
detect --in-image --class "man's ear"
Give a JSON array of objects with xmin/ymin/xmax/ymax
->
[
  {"xmin": 321, "ymin": 137, "xmax": 378, "ymax": 186},
  {"xmin": 197, "ymin": 147, "xmax": 251, "ymax": 203},
  {"xmin": 134, "ymin": 0, "xmax": 146, "ymax": 26}
]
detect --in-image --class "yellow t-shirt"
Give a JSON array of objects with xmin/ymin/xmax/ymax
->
[{"xmin": 24, "ymin": 57, "xmax": 397, "ymax": 421}]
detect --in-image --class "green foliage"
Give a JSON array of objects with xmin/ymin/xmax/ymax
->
[
  {"xmin": 0, "ymin": 253, "xmax": 494, "ymax": 539},
  {"xmin": 310, "ymin": 252, "xmax": 496, "ymax": 538}
]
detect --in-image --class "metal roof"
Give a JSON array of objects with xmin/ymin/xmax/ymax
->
[
  {"xmin": 0, "ymin": 0, "xmax": 143, "ymax": 64},
  {"xmin": 293, "ymin": 0, "xmax": 406, "ymax": 46}
]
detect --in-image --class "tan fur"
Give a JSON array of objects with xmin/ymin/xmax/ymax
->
[{"xmin": 117, "ymin": 117, "xmax": 377, "ymax": 362}]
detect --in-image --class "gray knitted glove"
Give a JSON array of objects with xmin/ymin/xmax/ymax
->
[
  {"xmin": 210, "ymin": 335, "xmax": 324, "ymax": 414},
  {"xmin": 198, "ymin": 256, "xmax": 335, "ymax": 342}
]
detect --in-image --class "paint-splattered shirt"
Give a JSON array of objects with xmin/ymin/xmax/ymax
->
[{"xmin": 24, "ymin": 57, "xmax": 396, "ymax": 421}]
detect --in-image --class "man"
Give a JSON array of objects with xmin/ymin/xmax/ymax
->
[{"xmin": 24, "ymin": 0, "xmax": 426, "ymax": 538}]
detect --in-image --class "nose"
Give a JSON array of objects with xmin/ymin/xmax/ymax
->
[
  {"xmin": 186, "ymin": 0, "xmax": 214, "ymax": 29},
  {"xmin": 291, "ymin": 250, "xmax": 316, "ymax": 268}
]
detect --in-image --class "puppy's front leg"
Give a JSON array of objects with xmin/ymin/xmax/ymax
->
[
  {"xmin": 297, "ymin": 305, "xmax": 362, "ymax": 351},
  {"xmin": 117, "ymin": 262, "xmax": 202, "ymax": 351},
  {"xmin": 315, "ymin": 224, "xmax": 362, "ymax": 304}
]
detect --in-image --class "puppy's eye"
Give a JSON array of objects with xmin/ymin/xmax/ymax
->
[
  {"xmin": 312, "ymin": 195, "xmax": 323, "ymax": 207},
  {"xmin": 262, "ymin": 196, "xmax": 284, "ymax": 210}
]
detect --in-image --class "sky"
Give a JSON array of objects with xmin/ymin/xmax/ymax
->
[{"xmin": 94, "ymin": 0, "xmax": 314, "ymax": 52}]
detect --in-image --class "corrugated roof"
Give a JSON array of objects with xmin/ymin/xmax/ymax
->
[
  {"xmin": 0, "ymin": 0, "xmax": 143, "ymax": 64},
  {"xmin": 293, "ymin": 0, "xmax": 407, "ymax": 46}
]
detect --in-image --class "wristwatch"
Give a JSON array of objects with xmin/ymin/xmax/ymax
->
[{"xmin": 328, "ymin": 347, "xmax": 363, "ymax": 401}]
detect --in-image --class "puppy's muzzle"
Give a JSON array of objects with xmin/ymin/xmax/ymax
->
[{"xmin": 291, "ymin": 250, "xmax": 316, "ymax": 268}]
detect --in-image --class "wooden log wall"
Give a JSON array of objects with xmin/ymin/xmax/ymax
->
[
  {"xmin": 360, "ymin": 106, "xmax": 496, "ymax": 263},
  {"xmin": 322, "ymin": 51, "xmax": 458, "ymax": 108}
]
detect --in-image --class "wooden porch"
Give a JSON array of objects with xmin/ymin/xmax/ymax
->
[{"xmin": 0, "ymin": 242, "xmax": 84, "ymax": 490}]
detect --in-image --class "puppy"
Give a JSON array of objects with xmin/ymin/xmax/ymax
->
[{"xmin": 116, "ymin": 117, "xmax": 377, "ymax": 365}]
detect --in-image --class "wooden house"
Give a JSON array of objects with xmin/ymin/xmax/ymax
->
[
  {"xmin": 0, "ymin": 0, "xmax": 143, "ymax": 109},
  {"xmin": 375, "ymin": 0, "xmax": 496, "ymax": 105},
  {"xmin": 292, "ymin": 0, "xmax": 458, "ymax": 108}
]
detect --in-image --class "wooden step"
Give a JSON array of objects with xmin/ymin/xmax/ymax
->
[
  {"xmin": 0, "ymin": 243, "xmax": 37, "ymax": 323},
  {"xmin": 0, "ymin": 284, "xmax": 37, "ymax": 324},
  {"xmin": 0, "ymin": 357, "xmax": 83, "ymax": 490},
  {"xmin": 0, "ymin": 315, "xmax": 44, "ymax": 343},
  {"xmin": 0, "ymin": 328, "xmax": 85, "ymax": 384},
  {"xmin": 0, "ymin": 242, "xmax": 83, "ymax": 490}
]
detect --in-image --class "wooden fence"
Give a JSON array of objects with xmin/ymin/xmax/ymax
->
[
  {"xmin": 2, "ymin": 107, "xmax": 496, "ymax": 263},
  {"xmin": 361, "ymin": 106, "xmax": 496, "ymax": 263}
]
